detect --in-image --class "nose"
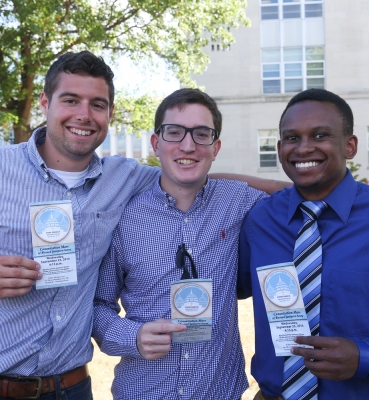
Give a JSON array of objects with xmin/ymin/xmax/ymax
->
[
  {"xmin": 295, "ymin": 136, "xmax": 314, "ymax": 155},
  {"xmin": 76, "ymin": 102, "xmax": 91, "ymax": 122},
  {"xmin": 179, "ymin": 131, "xmax": 196, "ymax": 152}
]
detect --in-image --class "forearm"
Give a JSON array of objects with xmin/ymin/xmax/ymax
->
[
  {"xmin": 93, "ymin": 304, "xmax": 143, "ymax": 358},
  {"xmin": 209, "ymin": 173, "xmax": 291, "ymax": 195}
]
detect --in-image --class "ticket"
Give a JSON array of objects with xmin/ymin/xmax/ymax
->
[{"xmin": 29, "ymin": 201, "xmax": 77, "ymax": 289}]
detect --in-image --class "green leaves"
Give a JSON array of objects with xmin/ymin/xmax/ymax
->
[
  {"xmin": 113, "ymin": 91, "xmax": 160, "ymax": 134},
  {"xmin": 0, "ymin": 0, "xmax": 249, "ymax": 142}
]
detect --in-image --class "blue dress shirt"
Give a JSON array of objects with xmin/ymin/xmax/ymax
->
[
  {"xmin": 93, "ymin": 178, "xmax": 267, "ymax": 399},
  {"xmin": 238, "ymin": 170, "xmax": 369, "ymax": 399},
  {"xmin": 0, "ymin": 128, "xmax": 159, "ymax": 376}
]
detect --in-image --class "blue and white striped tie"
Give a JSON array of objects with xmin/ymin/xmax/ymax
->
[{"xmin": 282, "ymin": 200, "xmax": 327, "ymax": 400}]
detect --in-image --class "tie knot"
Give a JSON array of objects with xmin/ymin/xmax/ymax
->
[{"xmin": 300, "ymin": 200, "xmax": 327, "ymax": 220}]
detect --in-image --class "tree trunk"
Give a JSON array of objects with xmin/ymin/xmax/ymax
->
[{"xmin": 13, "ymin": 122, "xmax": 32, "ymax": 144}]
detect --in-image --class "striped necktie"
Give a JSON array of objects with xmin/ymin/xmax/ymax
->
[{"xmin": 282, "ymin": 200, "xmax": 327, "ymax": 400}]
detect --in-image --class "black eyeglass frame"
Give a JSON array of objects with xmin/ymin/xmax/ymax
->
[{"xmin": 156, "ymin": 124, "xmax": 218, "ymax": 146}]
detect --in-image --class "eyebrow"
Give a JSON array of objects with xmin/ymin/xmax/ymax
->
[
  {"xmin": 58, "ymin": 92, "xmax": 109, "ymax": 106},
  {"xmin": 281, "ymin": 125, "xmax": 333, "ymax": 135}
]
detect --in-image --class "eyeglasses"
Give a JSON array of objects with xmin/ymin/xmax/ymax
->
[
  {"xmin": 176, "ymin": 244, "xmax": 198, "ymax": 280},
  {"xmin": 156, "ymin": 124, "xmax": 218, "ymax": 146}
]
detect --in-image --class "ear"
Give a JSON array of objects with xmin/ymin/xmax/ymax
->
[
  {"xmin": 277, "ymin": 140, "xmax": 282, "ymax": 163},
  {"xmin": 40, "ymin": 92, "xmax": 49, "ymax": 117},
  {"xmin": 109, "ymin": 104, "xmax": 115, "ymax": 120},
  {"xmin": 345, "ymin": 135, "xmax": 358, "ymax": 160},
  {"xmin": 150, "ymin": 133, "xmax": 160, "ymax": 157},
  {"xmin": 212, "ymin": 139, "xmax": 221, "ymax": 160}
]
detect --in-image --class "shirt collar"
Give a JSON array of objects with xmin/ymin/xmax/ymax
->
[
  {"xmin": 152, "ymin": 176, "xmax": 210, "ymax": 209},
  {"xmin": 287, "ymin": 169, "xmax": 357, "ymax": 224},
  {"xmin": 27, "ymin": 127, "xmax": 103, "ymax": 180}
]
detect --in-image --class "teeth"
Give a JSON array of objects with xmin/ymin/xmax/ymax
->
[
  {"xmin": 70, "ymin": 128, "xmax": 92, "ymax": 136},
  {"xmin": 295, "ymin": 161, "xmax": 319, "ymax": 169},
  {"xmin": 176, "ymin": 159, "xmax": 196, "ymax": 165}
]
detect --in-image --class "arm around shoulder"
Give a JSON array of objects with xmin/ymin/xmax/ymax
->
[{"xmin": 209, "ymin": 172, "xmax": 291, "ymax": 195}]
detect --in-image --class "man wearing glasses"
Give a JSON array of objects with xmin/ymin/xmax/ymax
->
[{"xmin": 93, "ymin": 88, "xmax": 268, "ymax": 399}]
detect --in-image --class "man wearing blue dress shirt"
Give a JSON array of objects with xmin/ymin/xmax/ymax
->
[{"xmin": 238, "ymin": 88, "xmax": 369, "ymax": 400}]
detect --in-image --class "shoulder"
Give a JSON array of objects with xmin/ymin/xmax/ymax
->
[
  {"xmin": 208, "ymin": 178, "xmax": 265, "ymax": 197},
  {"xmin": 101, "ymin": 155, "xmax": 159, "ymax": 176},
  {"xmin": 248, "ymin": 186, "xmax": 291, "ymax": 217},
  {"xmin": 354, "ymin": 182, "xmax": 369, "ymax": 207},
  {"xmin": 357, "ymin": 181, "xmax": 369, "ymax": 194},
  {"xmin": 0, "ymin": 143, "xmax": 28, "ymax": 164},
  {"xmin": 100, "ymin": 154, "xmax": 136, "ymax": 169}
]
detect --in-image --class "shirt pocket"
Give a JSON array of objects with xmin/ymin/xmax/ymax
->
[
  {"xmin": 324, "ymin": 268, "xmax": 369, "ymax": 336},
  {"xmin": 91, "ymin": 206, "xmax": 123, "ymax": 264}
]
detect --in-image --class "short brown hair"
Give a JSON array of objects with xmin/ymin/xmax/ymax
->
[
  {"xmin": 43, "ymin": 50, "xmax": 115, "ymax": 105},
  {"xmin": 155, "ymin": 88, "xmax": 222, "ymax": 137}
]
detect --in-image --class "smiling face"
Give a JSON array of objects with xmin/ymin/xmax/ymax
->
[
  {"xmin": 278, "ymin": 100, "xmax": 357, "ymax": 200},
  {"xmin": 151, "ymin": 104, "xmax": 221, "ymax": 195},
  {"xmin": 39, "ymin": 72, "xmax": 114, "ymax": 171}
]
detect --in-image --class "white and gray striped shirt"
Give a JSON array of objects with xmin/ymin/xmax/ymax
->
[{"xmin": 0, "ymin": 127, "xmax": 159, "ymax": 376}]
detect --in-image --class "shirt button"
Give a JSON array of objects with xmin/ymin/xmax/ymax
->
[
  {"xmin": 43, "ymin": 174, "xmax": 48, "ymax": 179},
  {"xmin": 66, "ymin": 192, "xmax": 72, "ymax": 197},
  {"xmin": 184, "ymin": 218, "xmax": 189, "ymax": 223},
  {"xmin": 168, "ymin": 196, "xmax": 173, "ymax": 201},
  {"xmin": 178, "ymin": 389, "xmax": 183, "ymax": 395},
  {"xmin": 187, "ymin": 248, "xmax": 192, "ymax": 255},
  {"xmin": 184, "ymin": 353, "xmax": 189, "ymax": 359},
  {"xmin": 56, "ymin": 315, "xmax": 62, "ymax": 321}
]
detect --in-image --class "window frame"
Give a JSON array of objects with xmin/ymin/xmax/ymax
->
[
  {"xmin": 261, "ymin": 46, "xmax": 325, "ymax": 94},
  {"xmin": 258, "ymin": 129, "xmax": 279, "ymax": 169}
]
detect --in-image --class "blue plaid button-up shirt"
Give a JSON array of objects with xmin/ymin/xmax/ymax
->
[
  {"xmin": 93, "ymin": 178, "xmax": 267, "ymax": 399},
  {"xmin": 0, "ymin": 128, "xmax": 159, "ymax": 376}
]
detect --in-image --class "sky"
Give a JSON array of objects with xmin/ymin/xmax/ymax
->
[{"xmin": 109, "ymin": 54, "xmax": 180, "ymax": 96}]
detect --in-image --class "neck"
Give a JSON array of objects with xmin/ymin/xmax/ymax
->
[
  {"xmin": 38, "ymin": 141, "xmax": 93, "ymax": 172},
  {"xmin": 160, "ymin": 179, "xmax": 206, "ymax": 212}
]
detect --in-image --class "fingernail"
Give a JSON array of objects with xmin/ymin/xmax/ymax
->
[
  {"xmin": 36, "ymin": 264, "xmax": 41, "ymax": 271},
  {"xmin": 37, "ymin": 272, "xmax": 43, "ymax": 279}
]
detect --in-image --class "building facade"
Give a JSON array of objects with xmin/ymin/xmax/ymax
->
[{"xmin": 194, "ymin": 0, "xmax": 369, "ymax": 181}]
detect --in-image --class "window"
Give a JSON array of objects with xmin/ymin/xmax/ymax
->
[
  {"xmin": 283, "ymin": 0, "xmax": 301, "ymax": 19},
  {"xmin": 262, "ymin": 49, "xmax": 281, "ymax": 94},
  {"xmin": 261, "ymin": 0, "xmax": 279, "ymax": 20},
  {"xmin": 284, "ymin": 48, "xmax": 303, "ymax": 92},
  {"xmin": 260, "ymin": 0, "xmax": 323, "ymax": 19},
  {"xmin": 262, "ymin": 46, "xmax": 324, "ymax": 94},
  {"xmin": 259, "ymin": 130, "xmax": 279, "ymax": 168},
  {"xmin": 305, "ymin": 1, "xmax": 323, "ymax": 17}
]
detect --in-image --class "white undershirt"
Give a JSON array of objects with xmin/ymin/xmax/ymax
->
[{"xmin": 48, "ymin": 167, "xmax": 89, "ymax": 189}]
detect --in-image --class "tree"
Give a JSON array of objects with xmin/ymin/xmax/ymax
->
[
  {"xmin": 347, "ymin": 161, "xmax": 368, "ymax": 184},
  {"xmin": 0, "ymin": 0, "xmax": 249, "ymax": 143}
]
